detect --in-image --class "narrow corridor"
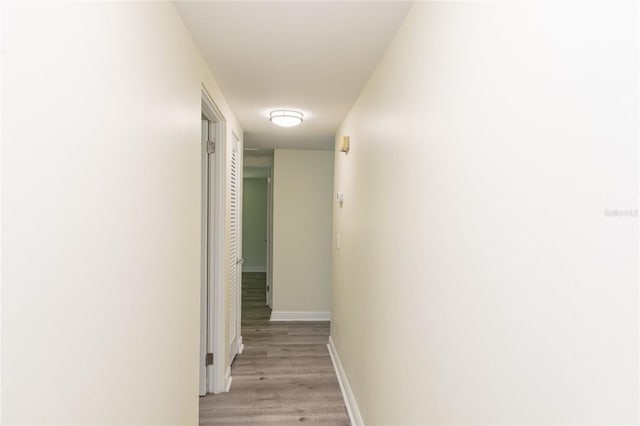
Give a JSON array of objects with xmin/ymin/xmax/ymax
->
[{"xmin": 199, "ymin": 273, "xmax": 349, "ymax": 425}]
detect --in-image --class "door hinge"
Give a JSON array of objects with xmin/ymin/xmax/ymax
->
[
  {"xmin": 205, "ymin": 353, "xmax": 214, "ymax": 366},
  {"xmin": 206, "ymin": 140, "xmax": 215, "ymax": 154}
]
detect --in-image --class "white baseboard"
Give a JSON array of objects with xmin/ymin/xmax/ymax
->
[
  {"xmin": 224, "ymin": 366, "xmax": 232, "ymax": 392},
  {"xmin": 270, "ymin": 311, "xmax": 330, "ymax": 321},
  {"xmin": 328, "ymin": 336, "xmax": 364, "ymax": 426},
  {"xmin": 225, "ymin": 337, "xmax": 242, "ymax": 393},
  {"xmin": 242, "ymin": 266, "xmax": 267, "ymax": 272}
]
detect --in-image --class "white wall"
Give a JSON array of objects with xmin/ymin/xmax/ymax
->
[
  {"xmin": 242, "ymin": 178, "xmax": 268, "ymax": 271},
  {"xmin": 272, "ymin": 150, "xmax": 333, "ymax": 316},
  {"xmin": 1, "ymin": 2, "xmax": 241, "ymax": 424},
  {"xmin": 331, "ymin": 2, "xmax": 638, "ymax": 425}
]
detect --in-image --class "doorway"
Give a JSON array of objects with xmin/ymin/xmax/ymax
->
[{"xmin": 242, "ymin": 167, "xmax": 273, "ymax": 308}]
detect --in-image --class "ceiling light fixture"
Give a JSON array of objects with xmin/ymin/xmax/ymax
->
[{"xmin": 270, "ymin": 109, "xmax": 303, "ymax": 127}]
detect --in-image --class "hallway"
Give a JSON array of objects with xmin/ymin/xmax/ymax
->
[
  {"xmin": 3, "ymin": 2, "xmax": 637, "ymax": 425},
  {"xmin": 199, "ymin": 273, "xmax": 349, "ymax": 425}
]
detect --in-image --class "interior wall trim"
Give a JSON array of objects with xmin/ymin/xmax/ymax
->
[
  {"xmin": 269, "ymin": 311, "xmax": 330, "ymax": 321},
  {"xmin": 224, "ymin": 366, "xmax": 232, "ymax": 393},
  {"xmin": 328, "ymin": 336, "xmax": 364, "ymax": 426}
]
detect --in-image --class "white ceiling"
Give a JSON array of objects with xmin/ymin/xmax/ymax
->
[{"xmin": 175, "ymin": 1, "xmax": 412, "ymax": 153}]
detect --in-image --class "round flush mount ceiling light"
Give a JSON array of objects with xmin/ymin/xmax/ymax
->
[{"xmin": 270, "ymin": 109, "xmax": 304, "ymax": 127}]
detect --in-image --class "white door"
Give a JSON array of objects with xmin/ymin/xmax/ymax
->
[{"xmin": 228, "ymin": 134, "xmax": 242, "ymax": 362}]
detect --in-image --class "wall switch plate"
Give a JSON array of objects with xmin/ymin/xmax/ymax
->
[{"xmin": 340, "ymin": 136, "xmax": 350, "ymax": 153}]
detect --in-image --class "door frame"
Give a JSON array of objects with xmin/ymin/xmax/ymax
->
[
  {"xmin": 201, "ymin": 87, "xmax": 227, "ymax": 394},
  {"xmin": 266, "ymin": 168, "xmax": 273, "ymax": 308},
  {"xmin": 199, "ymin": 117, "xmax": 209, "ymax": 396}
]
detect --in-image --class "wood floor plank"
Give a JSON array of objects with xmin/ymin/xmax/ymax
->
[{"xmin": 199, "ymin": 272, "xmax": 350, "ymax": 425}]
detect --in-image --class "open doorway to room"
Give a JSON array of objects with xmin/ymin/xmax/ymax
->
[{"xmin": 242, "ymin": 166, "xmax": 273, "ymax": 309}]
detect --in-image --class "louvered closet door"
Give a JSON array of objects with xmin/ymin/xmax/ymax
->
[{"xmin": 228, "ymin": 135, "xmax": 241, "ymax": 361}]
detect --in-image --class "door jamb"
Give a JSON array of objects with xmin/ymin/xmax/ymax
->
[
  {"xmin": 201, "ymin": 86, "xmax": 227, "ymax": 394},
  {"xmin": 266, "ymin": 167, "xmax": 273, "ymax": 308},
  {"xmin": 199, "ymin": 118, "xmax": 208, "ymax": 396}
]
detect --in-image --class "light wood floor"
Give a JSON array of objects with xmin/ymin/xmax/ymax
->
[{"xmin": 199, "ymin": 272, "xmax": 350, "ymax": 425}]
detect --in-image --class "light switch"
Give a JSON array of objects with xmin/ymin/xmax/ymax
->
[{"xmin": 340, "ymin": 136, "xmax": 350, "ymax": 153}]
